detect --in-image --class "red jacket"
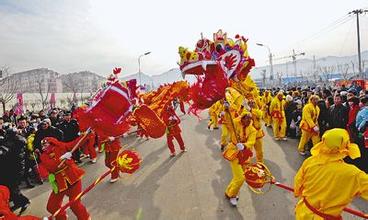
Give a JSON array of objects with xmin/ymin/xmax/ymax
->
[
  {"xmin": 162, "ymin": 108, "xmax": 181, "ymax": 136},
  {"xmin": 348, "ymin": 105, "xmax": 360, "ymax": 128},
  {"xmin": 40, "ymin": 138, "xmax": 85, "ymax": 193},
  {"xmin": 104, "ymin": 139, "xmax": 121, "ymax": 152}
]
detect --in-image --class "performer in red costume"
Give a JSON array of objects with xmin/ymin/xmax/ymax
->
[
  {"xmin": 0, "ymin": 185, "xmax": 41, "ymax": 220},
  {"xmin": 39, "ymin": 137, "xmax": 90, "ymax": 220},
  {"xmin": 162, "ymin": 104, "xmax": 186, "ymax": 156},
  {"xmin": 81, "ymin": 131, "xmax": 97, "ymax": 163},
  {"xmin": 103, "ymin": 136, "xmax": 122, "ymax": 183}
]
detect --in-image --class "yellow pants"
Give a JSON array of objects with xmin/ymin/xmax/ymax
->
[
  {"xmin": 263, "ymin": 112, "xmax": 272, "ymax": 126},
  {"xmin": 225, "ymin": 159, "xmax": 245, "ymax": 198},
  {"xmin": 208, "ymin": 114, "xmax": 218, "ymax": 129},
  {"xmin": 297, "ymin": 130, "xmax": 320, "ymax": 152},
  {"xmin": 254, "ymin": 138, "xmax": 263, "ymax": 163},
  {"xmin": 221, "ymin": 125, "xmax": 230, "ymax": 146},
  {"xmin": 272, "ymin": 118, "xmax": 286, "ymax": 138}
]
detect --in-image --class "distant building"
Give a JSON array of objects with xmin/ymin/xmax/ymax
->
[
  {"xmin": 59, "ymin": 71, "xmax": 104, "ymax": 93},
  {"xmin": 0, "ymin": 68, "xmax": 62, "ymax": 93}
]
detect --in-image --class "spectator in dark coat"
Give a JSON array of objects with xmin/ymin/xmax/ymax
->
[
  {"xmin": 328, "ymin": 94, "xmax": 349, "ymax": 129},
  {"xmin": 284, "ymin": 95, "xmax": 297, "ymax": 137},
  {"xmin": 317, "ymin": 98, "xmax": 329, "ymax": 136},
  {"xmin": 57, "ymin": 111, "xmax": 81, "ymax": 163},
  {"xmin": 49, "ymin": 109, "xmax": 60, "ymax": 127},
  {"xmin": 34, "ymin": 118, "xmax": 63, "ymax": 152},
  {"xmin": 0, "ymin": 127, "xmax": 30, "ymax": 213}
]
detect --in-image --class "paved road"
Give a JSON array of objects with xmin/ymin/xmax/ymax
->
[{"xmin": 23, "ymin": 110, "xmax": 367, "ymax": 219}]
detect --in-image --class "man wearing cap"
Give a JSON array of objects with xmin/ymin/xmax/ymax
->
[
  {"xmin": 49, "ymin": 109, "xmax": 60, "ymax": 127},
  {"xmin": 57, "ymin": 111, "xmax": 82, "ymax": 163},
  {"xmin": 34, "ymin": 119, "xmax": 63, "ymax": 152},
  {"xmin": 328, "ymin": 94, "xmax": 348, "ymax": 129},
  {"xmin": 270, "ymin": 92, "xmax": 287, "ymax": 140},
  {"xmin": 297, "ymin": 95, "xmax": 320, "ymax": 156},
  {"xmin": 223, "ymin": 111, "xmax": 256, "ymax": 206},
  {"xmin": 294, "ymin": 129, "xmax": 368, "ymax": 219}
]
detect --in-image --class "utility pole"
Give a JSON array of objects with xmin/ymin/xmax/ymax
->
[
  {"xmin": 349, "ymin": 9, "xmax": 368, "ymax": 78},
  {"xmin": 256, "ymin": 43, "xmax": 274, "ymax": 85}
]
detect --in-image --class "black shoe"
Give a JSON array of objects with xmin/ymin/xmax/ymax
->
[
  {"xmin": 18, "ymin": 202, "xmax": 30, "ymax": 216},
  {"xmin": 221, "ymin": 145, "xmax": 225, "ymax": 152},
  {"xmin": 207, "ymin": 125, "xmax": 210, "ymax": 130}
]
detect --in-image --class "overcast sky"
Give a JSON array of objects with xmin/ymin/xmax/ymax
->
[{"xmin": 0, "ymin": 0, "xmax": 367, "ymax": 76}]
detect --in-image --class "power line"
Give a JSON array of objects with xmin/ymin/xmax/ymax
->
[
  {"xmin": 285, "ymin": 14, "xmax": 351, "ymax": 50},
  {"xmin": 338, "ymin": 17, "xmax": 355, "ymax": 57}
]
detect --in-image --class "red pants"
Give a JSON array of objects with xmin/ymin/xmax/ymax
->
[
  {"xmin": 167, "ymin": 133, "xmax": 185, "ymax": 153},
  {"xmin": 105, "ymin": 151, "xmax": 119, "ymax": 179},
  {"xmin": 83, "ymin": 140, "xmax": 96, "ymax": 159},
  {"xmin": 47, "ymin": 181, "xmax": 89, "ymax": 220}
]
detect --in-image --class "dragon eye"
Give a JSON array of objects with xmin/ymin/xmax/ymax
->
[{"xmin": 216, "ymin": 43, "xmax": 224, "ymax": 52}]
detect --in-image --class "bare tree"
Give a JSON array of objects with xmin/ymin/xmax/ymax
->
[
  {"xmin": 59, "ymin": 99, "xmax": 66, "ymax": 108},
  {"xmin": 351, "ymin": 61, "xmax": 356, "ymax": 75},
  {"xmin": 66, "ymin": 96, "xmax": 75, "ymax": 107},
  {"xmin": 342, "ymin": 64, "xmax": 350, "ymax": 80},
  {"xmin": 36, "ymin": 77, "xmax": 52, "ymax": 110},
  {"xmin": 30, "ymin": 102, "xmax": 36, "ymax": 111},
  {"xmin": 0, "ymin": 66, "xmax": 18, "ymax": 113},
  {"xmin": 88, "ymin": 79, "xmax": 100, "ymax": 98},
  {"xmin": 62, "ymin": 73, "xmax": 81, "ymax": 100}
]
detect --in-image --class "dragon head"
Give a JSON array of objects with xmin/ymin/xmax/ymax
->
[{"xmin": 177, "ymin": 30, "xmax": 255, "ymax": 113}]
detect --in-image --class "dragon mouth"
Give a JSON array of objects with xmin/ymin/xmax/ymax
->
[{"xmin": 180, "ymin": 60, "xmax": 217, "ymax": 76}]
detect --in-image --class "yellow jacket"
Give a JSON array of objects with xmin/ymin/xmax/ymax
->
[
  {"xmin": 262, "ymin": 93, "xmax": 272, "ymax": 109},
  {"xmin": 269, "ymin": 97, "xmax": 285, "ymax": 119},
  {"xmin": 294, "ymin": 156, "xmax": 368, "ymax": 218},
  {"xmin": 229, "ymin": 119, "xmax": 257, "ymax": 148},
  {"xmin": 209, "ymin": 101, "xmax": 222, "ymax": 116},
  {"xmin": 300, "ymin": 102, "xmax": 320, "ymax": 131},
  {"xmin": 223, "ymin": 119, "xmax": 257, "ymax": 161},
  {"xmin": 251, "ymin": 108, "xmax": 265, "ymax": 139}
]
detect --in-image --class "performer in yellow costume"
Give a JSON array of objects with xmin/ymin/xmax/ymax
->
[
  {"xmin": 269, "ymin": 92, "xmax": 287, "ymax": 140},
  {"xmin": 297, "ymin": 95, "xmax": 320, "ymax": 155},
  {"xmin": 248, "ymin": 99, "xmax": 265, "ymax": 162},
  {"xmin": 208, "ymin": 100, "xmax": 222, "ymax": 130},
  {"xmin": 223, "ymin": 111, "xmax": 256, "ymax": 206},
  {"xmin": 219, "ymin": 102, "xmax": 235, "ymax": 151},
  {"xmin": 220, "ymin": 88, "xmax": 243, "ymax": 151},
  {"xmin": 262, "ymin": 90, "xmax": 272, "ymax": 127},
  {"xmin": 294, "ymin": 129, "xmax": 368, "ymax": 219}
]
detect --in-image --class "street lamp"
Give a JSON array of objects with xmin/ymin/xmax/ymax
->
[
  {"xmin": 256, "ymin": 43, "xmax": 274, "ymax": 85},
  {"xmin": 138, "ymin": 51, "xmax": 151, "ymax": 85}
]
